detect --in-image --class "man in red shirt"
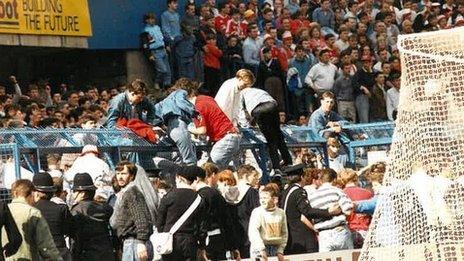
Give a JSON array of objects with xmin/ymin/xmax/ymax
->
[
  {"xmin": 214, "ymin": 2, "xmax": 231, "ymax": 34},
  {"xmin": 181, "ymin": 79, "xmax": 241, "ymax": 169},
  {"xmin": 340, "ymin": 168, "xmax": 373, "ymax": 248}
]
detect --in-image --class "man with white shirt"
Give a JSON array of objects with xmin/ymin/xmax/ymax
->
[
  {"xmin": 240, "ymin": 85, "xmax": 292, "ymax": 173},
  {"xmin": 334, "ymin": 27, "xmax": 350, "ymax": 52},
  {"xmin": 305, "ymin": 49, "xmax": 339, "ymax": 96},
  {"xmin": 215, "ymin": 69, "xmax": 256, "ymax": 125},
  {"xmin": 308, "ymin": 168, "xmax": 353, "ymax": 252},
  {"xmin": 386, "ymin": 73, "xmax": 400, "ymax": 121}
]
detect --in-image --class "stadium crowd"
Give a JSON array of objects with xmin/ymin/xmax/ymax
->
[{"xmin": 0, "ymin": 0, "xmax": 462, "ymax": 260}]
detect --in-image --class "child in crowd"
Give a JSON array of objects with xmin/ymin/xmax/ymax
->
[
  {"xmin": 249, "ymin": 183, "xmax": 287, "ymax": 261},
  {"xmin": 224, "ymin": 35, "xmax": 244, "ymax": 78},
  {"xmin": 203, "ymin": 33, "xmax": 223, "ymax": 96}
]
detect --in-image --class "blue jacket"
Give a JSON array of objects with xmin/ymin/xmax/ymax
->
[
  {"xmin": 161, "ymin": 10, "xmax": 181, "ymax": 42},
  {"xmin": 105, "ymin": 92, "xmax": 156, "ymax": 129},
  {"xmin": 309, "ymin": 107, "xmax": 345, "ymax": 136},
  {"xmin": 289, "ymin": 55, "xmax": 316, "ymax": 85},
  {"xmin": 174, "ymin": 34, "xmax": 196, "ymax": 59},
  {"xmin": 154, "ymin": 89, "xmax": 196, "ymax": 123},
  {"xmin": 312, "ymin": 8, "xmax": 335, "ymax": 29},
  {"xmin": 144, "ymin": 24, "xmax": 165, "ymax": 50},
  {"xmin": 356, "ymin": 196, "xmax": 377, "ymax": 215}
]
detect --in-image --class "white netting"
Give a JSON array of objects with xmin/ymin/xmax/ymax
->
[{"xmin": 360, "ymin": 27, "xmax": 464, "ymax": 260}]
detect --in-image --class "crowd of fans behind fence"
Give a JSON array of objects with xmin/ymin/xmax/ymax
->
[{"xmin": 3, "ymin": 0, "xmax": 463, "ymax": 129}]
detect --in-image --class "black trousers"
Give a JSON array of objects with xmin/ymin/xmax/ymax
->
[
  {"xmin": 204, "ymin": 66, "xmax": 221, "ymax": 97},
  {"xmin": 251, "ymin": 102, "xmax": 292, "ymax": 169},
  {"xmin": 206, "ymin": 234, "xmax": 226, "ymax": 260},
  {"xmin": 162, "ymin": 234, "xmax": 197, "ymax": 261}
]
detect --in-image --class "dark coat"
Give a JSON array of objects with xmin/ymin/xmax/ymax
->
[
  {"xmin": 35, "ymin": 199, "xmax": 72, "ymax": 249},
  {"xmin": 0, "ymin": 201, "xmax": 22, "ymax": 260},
  {"xmin": 71, "ymin": 200, "xmax": 115, "ymax": 261},
  {"xmin": 279, "ymin": 183, "xmax": 332, "ymax": 255}
]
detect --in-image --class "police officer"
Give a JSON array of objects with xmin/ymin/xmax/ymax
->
[
  {"xmin": 279, "ymin": 165, "xmax": 342, "ymax": 254},
  {"xmin": 33, "ymin": 172, "xmax": 73, "ymax": 261},
  {"xmin": 70, "ymin": 173, "xmax": 115, "ymax": 260}
]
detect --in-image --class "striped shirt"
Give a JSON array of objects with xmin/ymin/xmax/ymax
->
[{"xmin": 308, "ymin": 183, "xmax": 353, "ymax": 231}]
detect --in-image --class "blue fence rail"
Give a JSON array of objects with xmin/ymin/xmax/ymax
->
[{"xmin": 0, "ymin": 122, "xmax": 395, "ymax": 185}]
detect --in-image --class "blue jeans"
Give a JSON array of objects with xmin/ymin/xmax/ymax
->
[
  {"xmin": 177, "ymin": 57, "xmax": 195, "ymax": 79},
  {"xmin": 151, "ymin": 49, "xmax": 172, "ymax": 87},
  {"xmin": 167, "ymin": 117, "xmax": 197, "ymax": 165},
  {"xmin": 318, "ymin": 226, "xmax": 354, "ymax": 252},
  {"xmin": 355, "ymin": 94, "xmax": 369, "ymax": 123},
  {"xmin": 210, "ymin": 133, "xmax": 241, "ymax": 169},
  {"xmin": 122, "ymin": 239, "xmax": 153, "ymax": 261}
]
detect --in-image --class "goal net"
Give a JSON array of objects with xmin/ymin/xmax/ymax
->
[{"xmin": 359, "ymin": 27, "xmax": 464, "ymax": 260}]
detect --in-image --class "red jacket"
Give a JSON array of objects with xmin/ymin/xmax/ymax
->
[
  {"xmin": 225, "ymin": 19, "xmax": 247, "ymax": 38},
  {"xmin": 116, "ymin": 118, "xmax": 157, "ymax": 143},
  {"xmin": 214, "ymin": 14, "xmax": 230, "ymax": 34},
  {"xmin": 203, "ymin": 43, "xmax": 223, "ymax": 69}
]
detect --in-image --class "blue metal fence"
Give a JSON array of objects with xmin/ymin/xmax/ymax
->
[{"xmin": 0, "ymin": 122, "xmax": 395, "ymax": 185}]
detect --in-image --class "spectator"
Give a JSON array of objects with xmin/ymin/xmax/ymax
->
[
  {"xmin": 181, "ymin": 79, "xmax": 241, "ymax": 169},
  {"xmin": 215, "ymin": 69, "xmax": 256, "ymax": 125},
  {"xmin": 386, "ymin": 73, "xmax": 400, "ymax": 121},
  {"xmin": 279, "ymin": 166, "xmax": 341, "ymax": 254},
  {"xmin": 174, "ymin": 23, "xmax": 197, "ymax": 79},
  {"xmin": 369, "ymin": 72, "xmax": 388, "ymax": 121},
  {"xmin": 305, "ymin": 49, "xmax": 339, "ymax": 96},
  {"xmin": 308, "ymin": 25, "xmax": 327, "ymax": 51},
  {"xmin": 230, "ymin": 165, "xmax": 260, "ymax": 258},
  {"xmin": 195, "ymin": 164, "xmax": 238, "ymax": 260},
  {"xmin": 224, "ymin": 35, "xmax": 244, "ymax": 78},
  {"xmin": 161, "ymin": 0, "xmax": 181, "ymax": 43},
  {"xmin": 242, "ymin": 24, "xmax": 263, "ymax": 73},
  {"xmin": 181, "ymin": 3, "xmax": 200, "ymax": 32},
  {"xmin": 259, "ymin": 8, "xmax": 276, "ymax": 33},
  {"xmin": 70, "ymin": 173, "xmax": 115, "ymax": 260},
  {"xmin": 373, "ymin": 49, "xmax": 389, "ymax": 72},
  {"xmin": 335, "ymin": 26, "xmax": 350, "ymax": 52},
  {"xmin": 324, "ymin": 33, "xmax": 340, "ymax": 61},
  {"xmin": 286, "ymin": 0, "xmax": 301, "ymax": 15},
  {"xmin": 154, "ymin": 82, "xmax": 197, "ymax": 165},
  {"xmin": 288, "ymin": 45, "xmax": 316, "ymax": 115},
  {"xmin": 0, "ymin": 200, "xmax": 22, "ymax": 261},
  {"xmin": 309, "ymin": 91, "xmax": 345, "ymax": 138},
  {"xmin": 325, "ymin": 137, "xmax": 349, "ymax": 172},
  {"xmin": 355, "ymin": 55, "xmax": 375, "ymax": 123},
  {"xmin": 312, "ymin": 0, "xmax": 336, "ymax": 35},
  {"xmin": 308, "ymin": 169, "xmax": 353, "ymax": 252},
  {"xmin": 143, "ymin": 13, "xmax": 172, "ymax": 89},
  {"xmin": 156, "ymin": 165, "xmax": 207, "ymax": 260},
  {"xmin": 340, "ymin": 168, "xmax": 373, "ymax": 249},
  {"xmin": 240, "ymin": 84, "xmax": 293, "ymax": 173},
  {"xmin": 249, "ymin": 184, "xmax": 288, "ymax": 261},
  {"xmin": 257, "ymin": 46, "xmax": 284, "ymax": 90},
  {"xmin": 8, "ymin": 179, "xmax": 62, "ymax": 260},
  {"xmin": 203, "ymin": 33, "xmax": 223, "ymax": 96},
  {"xmin": 226, "ymin": 8, "xmax": 247, "ymax": 39},
  {"xmin": 111, "ymin": 162, "xmax": 155, "ymax": 261},
  {"xmin": 333, "ymin": 62, "xmax": 357, "ymax": 122},
  {"xmin": 32, "ymin": 172, "xmax": 72, "ymax": 261},
  {"xmin": 64, "ymin": 145, "xmax": 112, "ymax": 191},
  {"xmin": 215, "ymin": 2, "xmax": 231, "ymax": 34},
  {"xmin": 105, "ymin": 79, "xmax": 156, "ymax": 129}
]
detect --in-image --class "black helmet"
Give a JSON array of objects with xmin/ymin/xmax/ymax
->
[
  {"xmin": 33, "ymin": 172, "xmax": 57, "ymax": 193},
  {"xmin": 72, "ymin": 173, "xmax": 96, "ymax": 191}
]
